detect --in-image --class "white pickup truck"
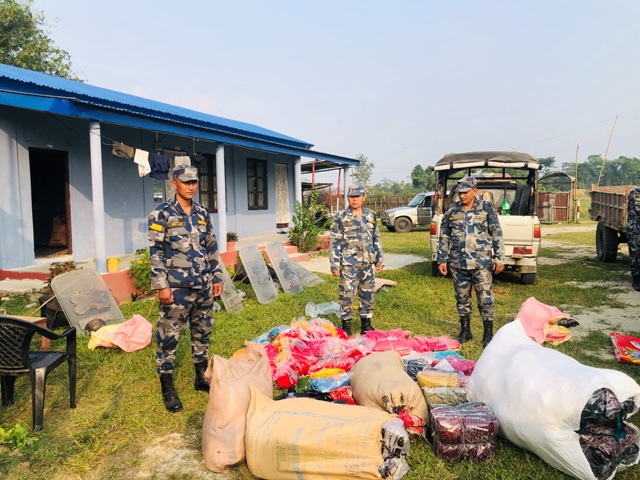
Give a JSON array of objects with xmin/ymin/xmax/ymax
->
[{"xmin": 429, "ymin": 151, "xmax": 541, "ymax": 284}]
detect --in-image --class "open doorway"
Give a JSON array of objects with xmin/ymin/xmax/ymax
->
[{"xmin": 29, "ymin": 148, "xmax": 72, "ymax": 258}]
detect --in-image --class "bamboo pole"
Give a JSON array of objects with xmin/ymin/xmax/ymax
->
[
  {"xmin": 596, "ymin": 115, "xmax": 618, "ymax": 187},
  {"xmin": 574, "ymin": 143, "xmax": 580, "ymax": 223}
]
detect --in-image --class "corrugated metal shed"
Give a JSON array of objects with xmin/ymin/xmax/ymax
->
[{"xmin": 0, "ymin": 63, "xmax": 358, "ymax": 166}]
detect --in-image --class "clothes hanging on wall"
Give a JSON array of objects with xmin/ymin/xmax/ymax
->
[
  {"xmin": 112, "ymin": 142, "xmax": 135, "ymax": 159},
  {"xmin": 149, "ymin": 153, "xmax": 170, "ymax": 180},
  {"xmin": 133, "ymin": 149, "xmax": 151, "ymax": 177}
]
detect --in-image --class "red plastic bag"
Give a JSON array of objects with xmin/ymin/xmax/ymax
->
[{"xmin": 611, "ymin": 332, "xmax": 640, "ymax": 365}]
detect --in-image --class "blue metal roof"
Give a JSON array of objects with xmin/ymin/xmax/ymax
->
[{"xmin": 0, "ymin": 63, "xmax": 358, "ymax": 166}]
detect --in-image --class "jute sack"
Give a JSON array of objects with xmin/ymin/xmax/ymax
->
[
  {"xmin": 202, "ymin": 351, "xmax": 272, "ymax": 472},
  {"xmin": 245, "ymin": 385, "xmax": 395, "ymax": 480},
  {"xmin": 350, "ymin": 351, "xmax": 428, "ymax": 423}
]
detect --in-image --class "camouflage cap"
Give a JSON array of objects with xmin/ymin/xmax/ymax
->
[
  {"xmin": 173, "ymin": 164, "xmax": 198, "ymax": 182},
  {"xmin": 347, "ymin": 183, "xmax": 366, "ymax": 197},
  {"xmin": 457, "ymin": 176, "xmax": 477, "ymax": 193}
]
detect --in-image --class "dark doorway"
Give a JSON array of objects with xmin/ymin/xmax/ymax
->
[{"xmin": 29, "ymin": 149, "xmax": 71, "ymax": 257}]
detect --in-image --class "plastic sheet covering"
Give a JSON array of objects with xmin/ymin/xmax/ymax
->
[
  {"xmin": 468, "ymin": 319, "xmax": 640, "ymax": 480},
  {"xmin": 578, "ymin": 388, "xmax": 640, "ymax": 479},
  {"xmin": 305, "ymin": 301, "xmax": 341, "ymax": 318},
  {"xmin": 416, "ymin": 368, "xmax": 465, "ymax": 388},
  {"xmin": 429, "ymin": 402, "xmax": 498, "ymax": 462},
  {"xmin": 430, "ymin": 402, "xmax": 499, "ymax": 445},
  {"xmin": 403, "ymin": 353, "xmax": 436, "ymax": 381},
  {"xmin": 433, "ymin": 441, "xmax": 495, "ymax": 462},
  {"xmin": 422, "ymin": 387, "xmax": 470, "ymax": 407}
]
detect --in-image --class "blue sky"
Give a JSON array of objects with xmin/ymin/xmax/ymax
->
[{"xmin": 38, "ymin": 0, "xmax": 640, "ymax": 184}]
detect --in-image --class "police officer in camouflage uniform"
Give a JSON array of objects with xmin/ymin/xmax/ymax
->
[
  {"xmin": 148, "ymin": 165, "xmax": 223, "ymax": 413},
  {"xmin": 436, "ymin": 176, "xmax": 505, "ymax": 348},
  {"xmin": 330, "ymin": 184, "xmax": 384, "ymax": 335},
  {"xmin": 627, "ymin": 185, "xmax": 640, "ymax": 291}
]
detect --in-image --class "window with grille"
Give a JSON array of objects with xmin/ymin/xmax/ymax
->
[
  {"xmin": 247, "ymin": 158, "xmax": 268, "ymax": 210},
  {"xmin": 197, "ymin": 154, "xmax": 218, "ymax": 212}
]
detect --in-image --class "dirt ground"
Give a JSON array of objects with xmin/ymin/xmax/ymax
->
[{"xmin": 541, "ymin": 224, "xmax": 640, "ymax": 340}]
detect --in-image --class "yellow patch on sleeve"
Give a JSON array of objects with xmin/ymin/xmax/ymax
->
[
  {"xmin": 197, "ymin": 220, "xmax": 207, "ymax": 225},
  {"xmin": 150, "ymin": 223, "xmax": 164, "ymax": 232}
]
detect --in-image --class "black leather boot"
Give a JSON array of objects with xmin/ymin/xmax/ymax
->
[
  {"xmin": 633, "ymin": 274, "xmax": 640, "ymax": 292},
  {"xmin": 194, "ymin": 361, "xmax": 210, "ymax": 392},
  {"xmin": 456, "ymin": 317, "xmax": 472, "ymax": 343},
  {"xmin": 341, "ymin": 320, "xmax": 352, "ymax": 336},
  {"xmin": 482, "ymin": 321, "xmax": 493, "ymax": 348},
  {"xmin": 360, "ymin": 317, "xmax": 375, "ymax": 335},
  {"xmin": 159, "ymin": 374, "xmax": 183, "ymax": 413}
]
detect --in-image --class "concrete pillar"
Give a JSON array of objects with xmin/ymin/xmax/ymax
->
[
  {"xmin": 89, "ymin": 121, "xmax": 107, "ymax": 273},
  {"xmin": 343, "ymin": 166, "xmax": 351, "ymax": 208},
  {"xmin": 215, "ymin": 144, "xmax": 227, "ymax": 252},
  {"xmin": 294, "ymin": 156, "xmax": 302, "ymax": 204}
]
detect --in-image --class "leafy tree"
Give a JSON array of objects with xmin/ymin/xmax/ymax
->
[
  {"xmin": 352, "ymin": 154, "xmax": 374, "ymax": 187},
  {"xmin": 537, "ymin": 157, "xmax": 556, "ymax": 176},
  {"xmin": 370, "ymin": 178, "xmax": 416, "ymax": 194},
  {"xmin": 410, "ymin": 165, "xmax": 435, "ymax": 191},
  {"xmin": 0, "ymin": 0, "xmax": 81, "ymax": 80},
  {"xmin": 561, "ymin": 155, "xmax": 640, "ymax": 189}
]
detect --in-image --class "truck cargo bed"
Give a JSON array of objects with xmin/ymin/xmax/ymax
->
[{"xmin": 589, "ymin": 185, "xmax": 634, "ymax": 232}]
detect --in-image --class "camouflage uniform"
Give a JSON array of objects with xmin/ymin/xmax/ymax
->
[
  {"xmin": 148, "ymin": 196, "xmax": 223, "ymax": 374},
  {"xmin": 436, "ymin": 197, "xmax": 504, "ymax": 322},
  {"xmin": 330, "ymin": 206, "xmax": 384, "ymax": 323},
  {"xmin": 627, "ymin": 186, "xmax": 640, "ymax": 291}
]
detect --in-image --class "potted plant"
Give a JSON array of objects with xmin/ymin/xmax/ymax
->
[{"xmin": 226, "ymin": 231, "xmax": 238, "ymax": 251}]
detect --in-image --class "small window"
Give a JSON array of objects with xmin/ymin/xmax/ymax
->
[{"xmin": 247, "ymin": 158, "xmax": 268, "ymax": 210}]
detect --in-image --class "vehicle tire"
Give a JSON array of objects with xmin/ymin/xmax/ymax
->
[
  {"xmin": 386, "ymin": 226, "xmax": 396, "ymax": 232},
  {"xmin": 394, "ymin": 217, "xmax": 412, "ymax": 233},
  {"xmin": 521, "ymin": 273, "xmax": 536, "ymax": 285},
  {"xmin": 596, "ymin": 220, "xmax": 619, "ymax": 262}
]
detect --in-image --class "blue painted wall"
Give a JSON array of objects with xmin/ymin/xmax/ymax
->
[{"xmin": 0, "ymin": 105, "xmax": 296, "ymax": 269}]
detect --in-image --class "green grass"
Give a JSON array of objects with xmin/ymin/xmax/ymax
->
[{"xmin": 2, "ymin": 225, "xmax": 640, "ymax": 479}]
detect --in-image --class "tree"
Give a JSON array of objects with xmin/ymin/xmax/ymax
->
[
  {"xmin": 0, "ymin": 0, "xmax": 81, "ymax": 80},
  {"xmin": 561, "ymin": 155, "xmax": 640, "ymax": 189},
  {"xmin": 537, "ymin": 156, "xmax": 556, "ymax": 176},
  {"xmin": 410, "ymin": 164, "xmax": 435, "ymax": 191},
  {"xmin": 352, "ymin": 154, "xmax": 375, "ymax": 188},
  {"xmin": 370, "ymin": 178, "xmax": 415, "ymax": 194}
]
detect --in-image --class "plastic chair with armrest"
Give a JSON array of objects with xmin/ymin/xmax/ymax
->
[{"xmin": 0, "ymin": 316, "xmax": 76, "ymax": 431}]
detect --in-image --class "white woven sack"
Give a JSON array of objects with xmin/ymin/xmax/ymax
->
[{"xmin": 468, "ymin": 320, "xmax": 640, "ymax": 480}]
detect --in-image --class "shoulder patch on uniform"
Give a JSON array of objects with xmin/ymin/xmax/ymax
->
[{"xmin": 150, "ymin": 223, "xmax": 163, "ymax": 232}]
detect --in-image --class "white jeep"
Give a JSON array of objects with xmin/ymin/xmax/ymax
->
[{"xmin": 429, "ymin": 151, "xmax": 541, "ymax": 284}]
